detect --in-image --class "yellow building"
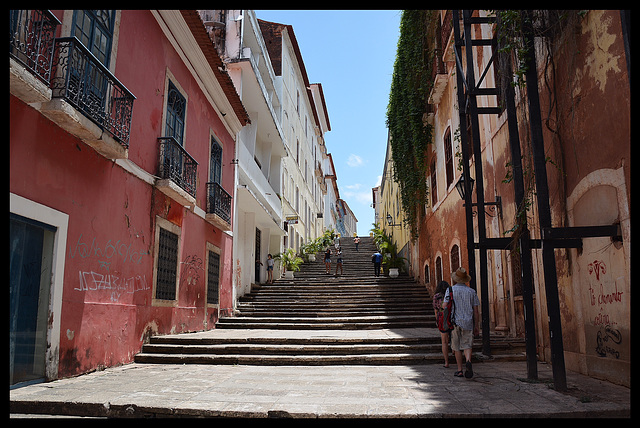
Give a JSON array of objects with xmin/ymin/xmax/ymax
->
[{"xmin": 379, "ymin": 132, "xmax": 413, "ymax": 271}]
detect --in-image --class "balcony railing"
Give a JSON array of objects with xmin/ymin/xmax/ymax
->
[
  {"xmin": 9, "ymin": 10, "xmax": 60, "ymax": 84},
  {"xmin": 50, "ymin": 37, "xmax": 135, "ymax": 147},
  {"xmin": 158, "ymin": 137, "xmax": 198, "ymax": 198},
  {"xmin": 206, "ymin": 182, "xmax": 232, "ymax": 224},
  {"xmin": 431, "ymin": 48, "xmax": 446, "ymax": 81}
]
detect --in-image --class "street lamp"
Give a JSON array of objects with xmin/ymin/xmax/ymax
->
[
  {"xmin": 386, "ymin": 213, "xmax": 401, "ymax": 227},
  {"xmin": 455, "ymin": 172, "xmax": 474, "ymax": 200},
  {"xmin": 455, "ymin": 173, "xmax": 502, "ymax": 217}
]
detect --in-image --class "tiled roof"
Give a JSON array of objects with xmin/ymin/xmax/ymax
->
[{"xmin": 180, "ymin": 10, "xmax": 250, "ymax": 126}]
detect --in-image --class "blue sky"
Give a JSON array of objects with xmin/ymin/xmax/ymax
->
[{"xmin": 255, "ymin": 10, "xmax": 402, "ymax": 236}]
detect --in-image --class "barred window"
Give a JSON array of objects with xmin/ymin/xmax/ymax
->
[
  {"xmin": 207, "ymin": 250, "xmax": 220, "ymax": 305},
  {"xmin": 155, "ymin": 228, "xmax": 178, "ymax": 300}
]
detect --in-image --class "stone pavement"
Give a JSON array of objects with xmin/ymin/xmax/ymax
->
[{"xmin": 10, "ymin": 329, "xmax": 630, "ymax": 418}]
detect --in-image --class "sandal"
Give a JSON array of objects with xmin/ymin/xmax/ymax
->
[
  {"xmin": 454, "ymin": 370, "xmax": 464, "ymax": 377},
  {"xmin": 465, "ymin": 361, "xmax": 473, "ymax": 378}
]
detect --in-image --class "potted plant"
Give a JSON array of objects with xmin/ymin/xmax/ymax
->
[
  {"xmin": 275, "ymin": 248, "xmax": 304, "ymax": 279},
  {"xmin": 371, "ymin": 224, "xmax": 406, "ymax": 278},
  {"xmin": 386, "ymin": 254, "xmax": 407, "ymax": 278},
  {"xmin": 301, "ymin": 238, "xmax": 320, "ymax": 262}
]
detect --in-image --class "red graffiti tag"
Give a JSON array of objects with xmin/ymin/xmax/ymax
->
[{"xmin": 588, "ymin": 260, "xmax": 606, "ymax": 281}]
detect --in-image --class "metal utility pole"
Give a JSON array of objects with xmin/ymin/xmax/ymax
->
[
  {"xmin": 521, "ymin": 10, "xmax": 567, "ymax": 391},
  {"xmin": 501, "ymin": 47, "xmax": 539, "ymax": 381},
  {"xmin": 452, "ymin": 9, "xmax": 492, "ymax": 356}
]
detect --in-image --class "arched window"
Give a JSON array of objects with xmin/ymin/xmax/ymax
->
[
  {"xmin": 444, "ymin": 127, "xmax": 453, "ymax": 187},
  {"xmin": 430, "ymin": 156, "xmax": 438, "ymax": 206},
  {"xmin": 435, "ymin": 256, "xmax": 443, "ymax": 284},
  {"xmin": 451, "ymin": 244, "xmax": 460, "ymax": 272}
]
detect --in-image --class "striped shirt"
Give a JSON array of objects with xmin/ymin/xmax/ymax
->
[{"xmin": 443, "ymin": 284, "xmax": 480, "ymax": 331}]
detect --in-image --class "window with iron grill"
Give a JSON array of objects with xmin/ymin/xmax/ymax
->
[
  {"xmin": 156, "ymin": 228, "xmax": 178, "ymax": 300},
  {"xmin": 207, "ymin": 250, "xmax": 220, "ymax": 305}
]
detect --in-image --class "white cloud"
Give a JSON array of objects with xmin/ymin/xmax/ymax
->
[
  {"xmin": 347, "ymin": 154, "xmax": 364, "ymax": 167},
  {"xmin": 343, "ymin": 183, "xmax": 372, "ymax": 205},
  {"xmin": 375, "ymin": 175, "xmax": 382, "ymax": 186}
]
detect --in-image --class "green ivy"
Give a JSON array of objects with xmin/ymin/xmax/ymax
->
[{"xmin": 386, "ymin": 10, "xmax": 434, "ymax": 238}]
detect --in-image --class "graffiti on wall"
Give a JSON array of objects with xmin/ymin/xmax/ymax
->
[
  {"xmin": 69, "ymin": 233, "xmax": 148, "ymax": 270},
  {"xmin": 180, "ymin": 254, "xmax": 203, "ymax": 288},
  {"xmin": 75, "ymin": 271, "xmax": 150, "ymax": 302},
  {"xmin": 69, "ymin": 233, "xmax": 150, "ymax": 302},
  {"xmin": 587, "ymin": 259, "xmax": 624, "ymax": 359}
]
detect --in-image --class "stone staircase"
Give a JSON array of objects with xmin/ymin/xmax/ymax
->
[
  {"xmin": 135, "ymin": 236, "xmax": 527, "ymax": 365},
  {"xmin": 216, "ymin": 236, "xmax": 433, "ymax": 330}
]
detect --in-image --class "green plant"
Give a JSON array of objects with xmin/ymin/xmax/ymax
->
[
  {"xmin": 386, "ymin": 10, "xmax": 435, "ymax": 238},
  {"xmin": 370, "ymin": 223, "xmax": 407, "ymax": 272},
  {"xmin": 317, "ymin": 228, "xmax": 337, "ymax": 250},
  {"xmin": 300, "ymin": 238, "xmax": 322, "ymax": 261},
  {"xmin": 274, "ymin": 248, "xmax": 304, "ymax": 272}
]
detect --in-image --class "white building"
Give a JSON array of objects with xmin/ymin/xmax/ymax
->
[
  {"xmin": 323, "ymin": 153, "xmax": 339, "ymax": 233},
  {"xmin": 339, "ymin": 199, "xmax": 358, "ymax": 237},
  {"xmin": 258, "ymin": 18, "xmax": 331, "ymax": 253},
  {"xmin": 200, "ymin": 10, "xmax": 287, "ymax": 299}
]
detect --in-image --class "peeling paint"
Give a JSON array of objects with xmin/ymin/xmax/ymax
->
[
  {"xmin": 573, "ymin": 10, "xmax": 622, "ymax": 96},
  {"xmin": 140, "ymin": 320, "xmax": 158, "ymax": 343}
]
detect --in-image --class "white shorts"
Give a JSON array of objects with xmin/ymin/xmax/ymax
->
[{"xmin": 450, "ymin": 325, "xmax": 474, "ymax": 351}]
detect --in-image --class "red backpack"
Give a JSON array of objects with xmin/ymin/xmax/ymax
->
[{"xmin": 437, "ymin": 287, "xmax": 455, "ymax": 333}]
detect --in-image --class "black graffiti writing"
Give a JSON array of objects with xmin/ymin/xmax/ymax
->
[{"xmin": 595, "ymin": 326, "xmax": 622, "ymax": 359}]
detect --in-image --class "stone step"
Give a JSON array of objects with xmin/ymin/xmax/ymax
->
[
  {"xmin": 238, "ymin": 307, "xmax": 432, "ymax": 317},
  {"xmin": 214, "ymin": 321, "xmax": 434, "ymax": 330},
  {"xmin": 140, "ymin": 343, "xmax": 442, "ymax": 356},
  {"xmin": 139, "ymin": 337, "xmax": 526, "ymax": 356},
  {"xmin": 135, "ymin": 335, "xmax": 527, "ymax": 365},
  {"xmin": 135, "ymin": 235, "xmax": 528, "ymax": 366},
  {"xmin": 134, "ymin": 352, "xmax": 451, "ymax": 365},
  {"xmin": 134, "ymin": 352, "xmax": 526, "ymax": 366}
]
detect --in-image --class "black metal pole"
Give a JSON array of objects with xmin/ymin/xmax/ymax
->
[
  {"xmin": 522, "ymin": 10, "xmax": 566, "ymax": 391},
  {"xmin": 498, "ymin": 19, "xmax": 538, "ymax": 378},
  {"xmin": 462, "ymin": 9, "xmax": 491, "ymax": 357},
  {"xmin": 453, "ymin": 10, "xmax": 477, "ymax": 299}
]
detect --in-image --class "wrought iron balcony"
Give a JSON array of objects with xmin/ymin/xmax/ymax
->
[
  {"xmin": 50, "ymin": 37, "xmax": 135, "ymax": 147},
  {"xmin": 9, "ymin": 10, "xmax": 60, "ymax": 84},
  {"xmin": 206, "ymin": 182, "xmax": 232, "ymax": 226},
  {"xmin": 157, "ymin": 137, "xmax": 198, "ymax": 199}
]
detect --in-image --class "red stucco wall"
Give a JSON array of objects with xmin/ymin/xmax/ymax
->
[{"xmin": 10, "ymin": 10, "xmax": 237, "ymax": 378}]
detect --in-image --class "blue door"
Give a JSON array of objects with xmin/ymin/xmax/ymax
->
[{"xmin": 10, "ymin": 214, "xmax": 55, "ymax": 387}]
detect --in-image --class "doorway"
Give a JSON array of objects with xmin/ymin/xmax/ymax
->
[
  {"xmin": 255, "ymin": 228, "xmax": 261, "ymax": 284},
  {"xmin": 10, "ymin": 214, "xmax": 55, "ymax": 387}
]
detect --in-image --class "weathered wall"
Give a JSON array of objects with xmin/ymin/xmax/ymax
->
[{"xmin": 10, "ymin": 10, "xmax": 237, "ymax": 379}]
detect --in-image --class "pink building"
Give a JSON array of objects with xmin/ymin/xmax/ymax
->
[{"xmin": 10, "ymin": 10, "xmax": 249, "ymax": 385}]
